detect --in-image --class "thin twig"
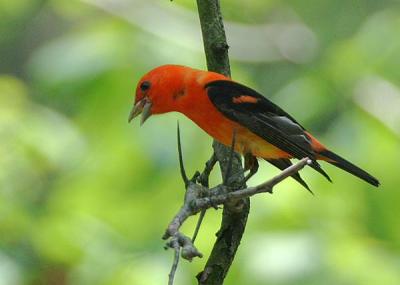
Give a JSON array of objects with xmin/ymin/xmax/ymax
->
[
  {"xmin": 192, "ymin": 209, "xmax": 206, "ymax": 242},
  {"xmin": 250, "ymin": 158, "xmax": 312, "ymax": 193},
  {"xmin": 194, "ymin": 157, "xmax": 312, "ymax": 208},
  {"xmin": 192, "ymin": 153, "xmax": 218, "ymax": 243},
  {"xmin": 198, "ymin": 153, "xmax": 217, "ymax": 188},
  {"xmin": 177, "ymin": 122, "xmax": 189, "ymax": 187},
  {"xmin": 168, "ymin": 240, "xmax": 180, "ymax": 285}
]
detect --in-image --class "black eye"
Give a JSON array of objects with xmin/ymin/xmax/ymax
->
[{"xmin": 140, "ymin": 81, "xmax": 151, "ymax": 92}]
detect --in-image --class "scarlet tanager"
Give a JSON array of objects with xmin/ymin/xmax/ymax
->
[{"xmin": 129, "ymin": 65, "xmax": 379, "ymax": 189}]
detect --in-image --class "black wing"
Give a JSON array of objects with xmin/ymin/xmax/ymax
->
[{"xmin": 206, "ymin": 80, "xmax": 331, "ymax": 181}]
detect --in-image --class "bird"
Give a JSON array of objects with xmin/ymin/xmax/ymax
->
[{"xmin": 129, "ymin": 64, "xmax": 379, "ymax": 190}]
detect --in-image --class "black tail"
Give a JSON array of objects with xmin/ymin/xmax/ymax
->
[{"xmin": 319, "ymin": 150, "xmax": 380, "ymax": 187}]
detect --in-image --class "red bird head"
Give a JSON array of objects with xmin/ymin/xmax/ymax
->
[
  {"xmin": 128, "ymin": 64, "xmax": 227, "ymax": 125},
  {"xmin": 129, "ymin": 65, "xmax": 189, "ymax": 125}
]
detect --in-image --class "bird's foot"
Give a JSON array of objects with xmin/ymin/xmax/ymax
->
[{"xmin": 242, "ymin": 154, "xmax": 259, "ymax": 186}]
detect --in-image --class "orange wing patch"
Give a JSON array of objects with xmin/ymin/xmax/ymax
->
[{"xmin": 232, "ymin": 95, "xmax": 258, "ymax": 104}]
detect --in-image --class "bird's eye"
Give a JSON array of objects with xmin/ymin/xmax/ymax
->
[{"xmin": 140, "ymin": 81, "xmax": 151, "ymax": 92}]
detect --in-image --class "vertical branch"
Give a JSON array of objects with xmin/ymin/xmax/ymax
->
[
  {"xmin": 195, "ymin": 1, "xmax": 250, "ymax": 284},
  {"xmin": 196, "ymin": 0, "xmax": 230, "ymax": 76}
]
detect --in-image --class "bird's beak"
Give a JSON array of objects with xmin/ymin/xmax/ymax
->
[{"xmin": 128, "ymin": 99, "xmax": 152, "ymax": 126}]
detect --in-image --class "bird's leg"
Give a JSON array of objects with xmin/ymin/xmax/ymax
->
[{"xmin": 243, "ymin": 153, "xmax": 259, "ymax": 183}]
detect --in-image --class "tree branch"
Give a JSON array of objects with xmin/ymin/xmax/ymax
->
[
  {"xmin": 195, "ymin": 1, "xmax": 249, "ymax": 284},
  {"xmin": 196, "ymin": 0, "xmax": 230, "ymax": 76},
  {"xmin": 162, "ymin": 155, "xmax": 311, "ymax": 282}
]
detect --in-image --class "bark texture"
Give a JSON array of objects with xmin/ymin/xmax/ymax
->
[{"xmin": 196, "ymin": 1, "xmax": 250, "ymax": 284}]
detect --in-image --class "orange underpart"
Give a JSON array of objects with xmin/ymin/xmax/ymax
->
[{"xmin": 232, "ymin": 96, "xmax": 258, "ymax": 104}]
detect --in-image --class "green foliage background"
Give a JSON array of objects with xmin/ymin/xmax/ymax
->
[{"xmin": 1, "ymin": 0, "xmax": 400, "ymax": 284}]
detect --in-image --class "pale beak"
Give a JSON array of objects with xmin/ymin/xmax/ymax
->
[{"xmin": 128, "ymin": 99, "xmax": 152, "ymax": 126}]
